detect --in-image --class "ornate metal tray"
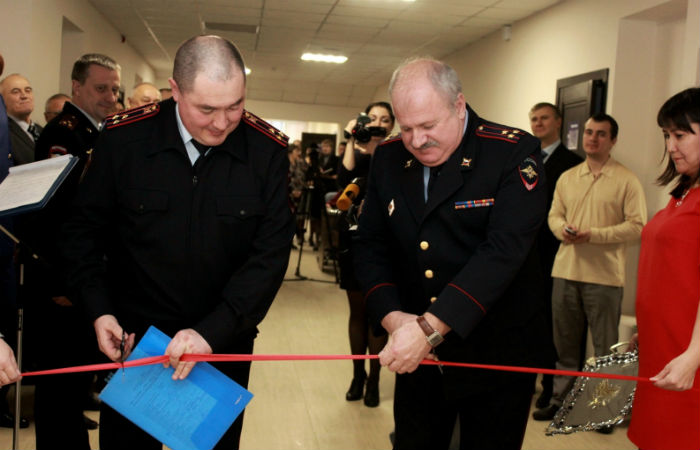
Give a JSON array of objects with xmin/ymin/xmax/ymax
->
[{"xmin": 545, "ymin": 350, "xmax": 638, "ymax": 435}]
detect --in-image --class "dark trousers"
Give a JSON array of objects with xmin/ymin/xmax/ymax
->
[
  {"xmin": 99, "ymin": 336, "xmax": 254, "ymax": 450},
  {"xmin": 393, "ymin": 365, "xmax": 535, "ymax": 450},
  {"xmin": 31, "ymin": 301, "xmax": 97, "ymax": 450}
]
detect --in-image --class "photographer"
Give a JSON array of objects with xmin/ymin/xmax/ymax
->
[{"xmin": 338, "ymin": 101, "xmax": 395, "ymax": 407}]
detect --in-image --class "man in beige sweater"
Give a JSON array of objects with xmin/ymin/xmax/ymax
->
[{"xmin": 533, "ymin": 113, "xmax": 647, "ymax": 429}]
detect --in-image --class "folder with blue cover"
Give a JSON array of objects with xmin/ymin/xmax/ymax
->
[{"xmin": 99, "ymin": 326, "xmax": 253, "ymax": 450}]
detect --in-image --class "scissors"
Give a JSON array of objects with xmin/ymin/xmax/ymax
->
[{"xmin": 119, "ymin": 330, "xmax": 126, "ymax": 377}]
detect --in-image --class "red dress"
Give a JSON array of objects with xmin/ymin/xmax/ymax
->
[{"xmin": 628, "ymin": 187, "xmax": 700, "ymax": 450}]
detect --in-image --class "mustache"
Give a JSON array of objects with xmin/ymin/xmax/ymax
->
[{"xmin": 418, "ymin": 140, "xmax": 439, "ymax": 150}]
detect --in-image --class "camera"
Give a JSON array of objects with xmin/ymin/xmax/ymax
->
[{"xmin": 344, "ymin": 113, "xmax": 387, "ymax": 143}]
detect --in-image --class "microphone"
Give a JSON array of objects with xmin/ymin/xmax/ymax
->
[{"xmin": 336, "ymin": 177, "xmax": 364, "ymax": 211}]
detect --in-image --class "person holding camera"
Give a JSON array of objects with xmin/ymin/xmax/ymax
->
[{"xmin": 338, "ymin": 101, "xmax": 395, "ymax": 407}]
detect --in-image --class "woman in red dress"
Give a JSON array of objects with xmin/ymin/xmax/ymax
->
[{"xmin": 628, "ymin": 87, "xmax": 700, "ymax": 450}]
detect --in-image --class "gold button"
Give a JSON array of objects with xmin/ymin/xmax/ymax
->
[
  {"xmin": 430, "ymin": 296, "xmax": 437, "ymax": 303},
  {"xmin": 424, "ymin": 269, "xmax": 433, "ymax": 279},
  {"xmin": 420, "ymin": 241, "xmax": 429, "ymax": 250}
]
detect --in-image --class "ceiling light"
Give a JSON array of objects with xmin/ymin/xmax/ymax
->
[
  {"xmin": 301, "ymin": 53, "xmax": 348, "ymax": 64},
  {"xmin": 245, "ymin": 67, "xmax": 251, "ymax": 75}
]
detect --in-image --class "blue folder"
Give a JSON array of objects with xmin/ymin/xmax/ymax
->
[{"xmin": 100, "ymin": 326, "xmax": 253, "ymax": 450}]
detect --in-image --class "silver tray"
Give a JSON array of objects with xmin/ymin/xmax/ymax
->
[{"xmin": 545, "ymin": 350, "xmax": 638, "ymax": 435}]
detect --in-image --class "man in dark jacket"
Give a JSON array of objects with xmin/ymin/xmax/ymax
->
[
  {"xmin": 61, "ymin": 35, "xmax": 294, "ymax": 450},
  {"xmin": 353, "ymin": 58, "xmax": 549, "ymax": 449},
  {"xmin": 528, "ymin": 102, "xmax": 583, "ymax": 411}
]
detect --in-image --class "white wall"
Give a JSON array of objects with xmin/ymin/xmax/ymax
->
[{"xmin": 0, "ymin": 0, "xmax": 156, "ymax": 125}]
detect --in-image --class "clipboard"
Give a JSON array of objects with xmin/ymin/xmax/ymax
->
[
  {"xmin": 100, "ymin": 326, "xmax": 253, "ymax": 450},
  {"xmin": 0, "ymin": 154, "xmax": 78, "ymax": 217}
]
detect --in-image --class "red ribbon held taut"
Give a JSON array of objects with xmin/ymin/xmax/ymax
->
[{"xmin": 21, "ymin": 353, "xmax": 650, "ymax": 384}]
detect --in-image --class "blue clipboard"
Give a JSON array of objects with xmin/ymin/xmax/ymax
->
[{"xmin": 100, "ymin": 326, "xmax": 253, "ymax": 450}]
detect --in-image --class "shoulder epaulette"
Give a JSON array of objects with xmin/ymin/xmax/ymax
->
[
  {"xmin": 243, "ymin": 110, "xmax": 288, "ymax": 146},
  {"xmin": 380, "ymin": 133, "xmax": 402, "ymax": 146},
  {"xmin": 475, "ymin": 123, "xmax": 525, "ymax": 144},
  {"xmin": 57, "ymin": 114, "xmax": 79, "ymax": 131},
  {"xmin": 104, "ymin": 103, "xmax": 160, "ymax": 129}
]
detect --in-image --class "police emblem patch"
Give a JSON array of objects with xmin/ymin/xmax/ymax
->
[{"xmin": 518, "ymin": 156, "xmax": 539, "ymax": 191}]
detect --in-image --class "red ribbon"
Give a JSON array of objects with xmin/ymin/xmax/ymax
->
[{"xmin": 21, "ymin": 353, "xmax": 649, "ymax": 383}]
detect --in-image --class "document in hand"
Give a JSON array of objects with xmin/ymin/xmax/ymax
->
[
  {"xmin": 100, "ymin": 326, "xmax": 253, "ymax": 450},
  {"xmin": 0, "ymin": 154, "xmax": 78, "ymax": 217}
]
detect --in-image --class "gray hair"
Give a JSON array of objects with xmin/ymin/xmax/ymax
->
[
  {"xmin": 173, "ymin": 35, "xmax": 246, "ymax": 93},
  {"xmin": 389, "ymin": 57, "xmax": 462, "ymax": 108},
  {"xmin": 71, "ymin": 54, "xmax": 120, "ymax": 84}
]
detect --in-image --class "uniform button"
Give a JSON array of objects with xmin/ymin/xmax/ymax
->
[
  {"xmin": 424, "ymin": 269, "xmax": 433, "ymax": 279},
  {"xmin": 430, "ymin": 296, "xmax": 437, "ymax": 303},
  {"xmin": 420, "ymin": 241, "xmax": 429, "ymax": 250},
  {"xmin": 138, "ymin": 204, "xmax": 144, "ymax": 211},
  {"xmin": 240, "ymin": 209, "xmax": 246, "ymax": 216}
]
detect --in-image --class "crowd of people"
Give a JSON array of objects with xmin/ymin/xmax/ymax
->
[{"xmin": 0, "ymin": 35, "xmax": 698, "ymax": 450}]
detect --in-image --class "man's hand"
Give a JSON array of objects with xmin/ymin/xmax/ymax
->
[
  {"xmin": 94, "ymin": 314, "xmax": 135, "ymax": 362},
  {"xmin": 379, "ymin": 320, "xmax": 432, "ymax": 374},
  {"xmin": 561, "ymin": 224, "xmax": 591, "ymax": 245},
  {"xmin": 651, "ymin": 350, "xmax": 700, "ymax": 391},
  {"xmin": 0, "ymin": 340, "xmax": 21, "ymax": 386},
  {"xmin": 164, "ymin": 329, "xmax": 212, "ymax": 380}
]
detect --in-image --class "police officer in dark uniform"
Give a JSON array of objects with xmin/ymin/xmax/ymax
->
[
  {"xmin": 60, "ymin": 36, "xmax": 294, "ymax": 450},
  {"xmin": 353, "ymin": 58, "xmax": 549, "ymax": 450},
  {"xmin": 24, "ymin": 53, "xmax": 121, "ymax": 449}
]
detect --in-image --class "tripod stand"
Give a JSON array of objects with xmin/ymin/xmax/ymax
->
[{"xmin": 285, "ymin": 186, "xmax": 338, "ymax": 284}]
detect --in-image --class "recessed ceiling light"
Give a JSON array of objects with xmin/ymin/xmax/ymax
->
[{"xmin": 301, "ymin": 53, "xmax": 348, "ymax": 64}]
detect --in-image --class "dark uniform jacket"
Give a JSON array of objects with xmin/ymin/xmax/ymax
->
[
  {"xmin": 60, "ymin": 99, "xmax": 295, "ymax": 352},
  {"xmin": 7, "ymin": 118, "xmax": 41, "ymax": 166},
  {"xmin": 353, "ymin": 105, "xmax": 549, "ymax": 394},
  {"xmin": 24, "ymin": 101, "xmax": 99, "ymax": 297}
]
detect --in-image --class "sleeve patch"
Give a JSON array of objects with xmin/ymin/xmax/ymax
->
[{"xmin": 518, "ymin": 155, "xmax": 539, "ymax": 191}]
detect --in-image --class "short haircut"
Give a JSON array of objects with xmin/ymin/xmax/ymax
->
[
  {"xmin": 389, "ymin": 57, "xmax": 462, "ymax": 108},
  {"xmin": 588, "ymin": 112, "xmax": 619, "ymax": 139},
  {"xmin": 321, "ymin": 138, "xmax": 334, "ymax": 147},
  {"xmin": 530, "ymin": 102, "xmax": 561, "ymax": 119},
  {"xmin": 173, "ymin": 35, "xmax": 246, "ymax": 93},
  {"xmin": 364, "ymin": 101, "xmax": 395, "ymax": 125},
  {"xmin": 45, "ymin": 93, "xmax": 71, "ymax": 108},
  {"xmin": 656, "ymin": 87, "xmax": 700, "ymax": 196},
  {"xmin": 72, "ymin": 54, "xmax": 120, "ymax": 84}
]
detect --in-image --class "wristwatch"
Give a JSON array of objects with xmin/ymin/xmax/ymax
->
[{"xmin": 416, "ymin": 315, "xmax": 444, "ymax": 347}]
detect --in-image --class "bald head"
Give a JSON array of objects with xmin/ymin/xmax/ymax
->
[
  {"xmin": 128, "ymin": 82, "xmax": 161, "ymax": 108},
  {"xmin": 44, "ymin": 93, "xmax": 71, "ymax": 123},
  {"xmin": 1, "ymin": 74, "xmax": 35, "ymax": 121},
  {"xmin": 172, "ymin": 35, "xmax": 246, "ymax": 93}
]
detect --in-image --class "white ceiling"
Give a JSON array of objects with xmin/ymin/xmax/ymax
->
[{"xmin": 88, "ymin": 0, "xmax": 561, "ymax": 108}]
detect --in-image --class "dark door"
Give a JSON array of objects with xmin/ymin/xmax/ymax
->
[{"xmin": 556, "ymin": 69, "xmax": 608, "ymax": 157}]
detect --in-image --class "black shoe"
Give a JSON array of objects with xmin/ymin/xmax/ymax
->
[
  {"xmin": 0, "ymin": 412, "xmax": 29, "ymax": 428},
  {"xmin": 532, "ymin": 404, "xmax": 559, "ymax": 421},
  {"xmin": 535, "ymin": 390, "xmax": 552, "ymax": 409},
  {"xmin": 595, "ymin": 425, "xmax": 614, "ymax": 434},
  {"xmin": 83, "ymin": 414, "xmax": 98, "ymax": 430},
  {"xmin": 85, "ymin": 392, "xmax": 101, "ymax": 411},
  {"xmin": 346, "ymin": 376, "xmax": 365, "ymax": 401},
  {"xmin": 364, "ymin": 381, "xmax": 379, "ymax": 407}
]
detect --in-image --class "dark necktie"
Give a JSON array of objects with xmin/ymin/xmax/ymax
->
[
  {"xmin": 427, "ymin": 165, "xmax": 442, "ymax": 194},
  {"xmin": 191, "ymin": 139, "xmax": 210, "ymax": 155},
  {"xmin": 541, "ymin": 150, "xmax": 548, "ymax": 160},
  {"xmin": 28, "ymin": 123, "xmax": 40, "ymax": 142}
]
